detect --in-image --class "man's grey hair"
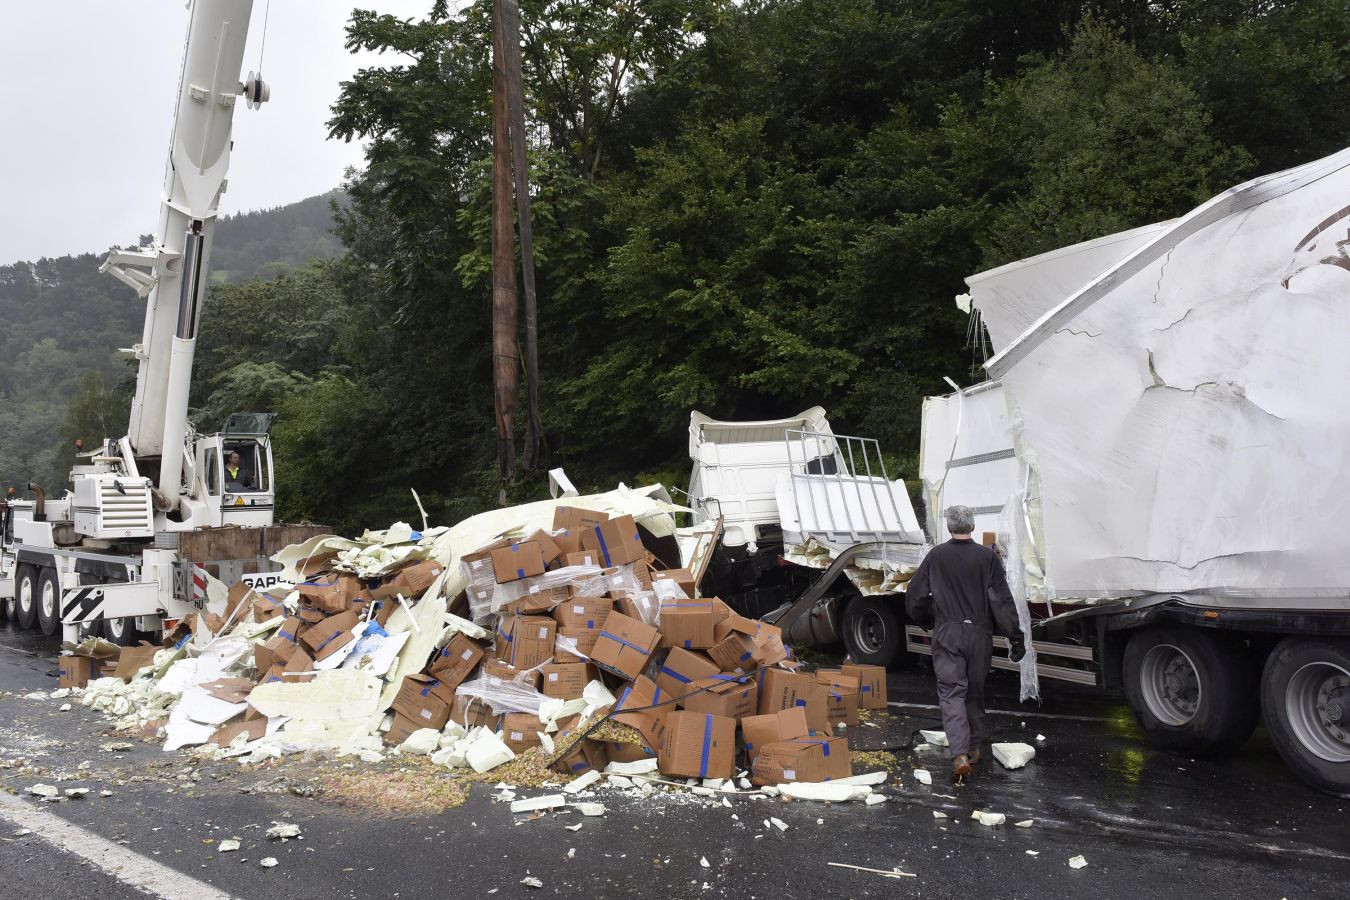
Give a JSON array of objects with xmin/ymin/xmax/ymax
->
[{"xmin": 944, "ymin": 505, "xmax": 975, "ymax": 535}]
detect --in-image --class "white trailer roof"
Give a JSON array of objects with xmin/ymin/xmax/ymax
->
[{"xmin": 967, "ymin": 146, "xmax": 1350, "ymax": 596}]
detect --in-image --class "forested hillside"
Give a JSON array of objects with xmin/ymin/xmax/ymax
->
[
  {"xmin": 0, "ymin": 193, "xmax": 344, "ymax": 494},
  {"xmin": 5, "ymin": 1, "xmax": 1348, "ymax": 537}
]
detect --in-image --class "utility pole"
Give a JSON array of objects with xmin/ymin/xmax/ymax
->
[
  {"xmin": 490, "ymin": 0, "xmax": 519, "ymax": 500},
  {"xmin": 502, "ymin": 0, "xmax": 543, "ymax": 469}
]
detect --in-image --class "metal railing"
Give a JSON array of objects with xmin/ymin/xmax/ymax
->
[{"xmin": 783, "ymin": 429, "xmax": 911, "ymax": 545}]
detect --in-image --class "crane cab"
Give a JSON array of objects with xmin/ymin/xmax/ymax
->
[{"xmin": 191, "ymin": 412, "xmax": 276, "ymax": 528}]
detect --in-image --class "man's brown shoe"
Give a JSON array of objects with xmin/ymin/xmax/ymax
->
[
  {"xmin": 951, "ymin": 753, "xmax": 972, "ymax": 781},
  {"xmin": 968, "ymin": 747, "xmax": 982, "ymax": 766}
]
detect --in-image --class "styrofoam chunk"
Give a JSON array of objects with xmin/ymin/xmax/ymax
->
[
  {"xmin": 218, "ymin": 839, "xmax": 240, "ymax": 852},
  {"xmin": 781, "ymin": 782, "xmax": 870, "ymax": 803},
  {"xmin": 1015, "ymin": 819, "xmax": 1034, "ymax": 828},
  {"xmin": 912, "ymin": 769, "xmax": 932, "ymax": 785},
  {"xmin": 1069, "ymin": 855, "xmax": 1088, "ymax": 869},
  {"xmin": 260, "ymin": 857, "xmax": 278, "ymax": 868},
  {"xmin": 769, "ymin": 817, "xmax": 789, "ymax": 831},
  {"xmin": 932, "ymin": 811, "xmax": 948, "ymax": 819},
  {"xmin": 574, "ymin": 803, "xmax": 606, "ymax": 816},
  {"xmin": 702, "ymin": 778, "xmax": 724, "ymax": 790},
  {"xmin": 919, "ymin": 729, "xmax": 948, "ymax": 747},
  {"xmin": 834, "ymin": 771, "xmax": 887, "ymax": 786},
  {"xmin": 398, "ymin": 728, "xmax": 441, "ymax": 756},
  {"xmin": 511, "ymin": 794, "xmax": 566, "ymax": 813},
  {"xmin": 564, "ymin": 770, "xmax": 602, "ymax": 794},
  {"xmin": 605, "ymin": 758, "xmax": 658, "ymax": 775},
  {"xmin": 971, "ymin": 810, "xmax": 1006, "ymax": 826},
  {"xmin": 864, "ymin": 794, "xmax": 887, "ymax": 805},
  {"xmin": 607, "ymin": 775, "xmax": 633, "ymax": 788},
  {"xmin": 992, "ymin": 742, "xmax": 1036, "ymax": 769}
]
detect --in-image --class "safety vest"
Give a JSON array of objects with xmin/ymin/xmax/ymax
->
[{"xmin": 227, "ymin": 466, "xmax": 241, "ymax": 480}]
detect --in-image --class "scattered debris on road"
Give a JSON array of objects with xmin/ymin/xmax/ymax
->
[
  {"xmin": 827, "ymin": 862, "xmax": 917, "ymax": 879},
  {"xmin": 1069, "ymin": 855, "xmax": 1088, "ymax": 869}
]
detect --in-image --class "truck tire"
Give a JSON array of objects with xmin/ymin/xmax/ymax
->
[
  {"xmin": 841, "ymin": 595, "xmax": 903, "ymax": 667},
  {"xmin": 35, "ymin": 567, "xmax": 60, "ymax": 636},
  {"xmin": 1122, "ymin": 626, "xmax": 1259, "ymax": 756},
  {"xmin": 1260, "ymin": 637, "xmax": 1350, "ymax": 797},
  {"xmin": 15, "ymin": 563, "xmax": 39, "ymax": 630},
  {"xmin": 102, "ymin": 616, "xmax": 144, "ymax": 647}
]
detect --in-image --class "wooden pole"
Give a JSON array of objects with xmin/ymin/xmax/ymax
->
[
  {"xmin": 490, "ymin": 0, "xmax": 519, "ymax": 498},
  {"xmin": 502, "ymin": 0, "xmax": 542, "ymax": 469}
]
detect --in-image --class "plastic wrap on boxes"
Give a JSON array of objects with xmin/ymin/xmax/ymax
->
[
  {"xmin": 490, "ymin": 565, "xmax": 603, "ymax": 614},
  {"xmin": 455, "ymin": 673, "xmax": 550, "ymax": 715}
]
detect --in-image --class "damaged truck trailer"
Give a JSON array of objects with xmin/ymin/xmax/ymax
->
[{"xmin": 692, "ymin": 146, "xmax": 1350, "ymax": 796}]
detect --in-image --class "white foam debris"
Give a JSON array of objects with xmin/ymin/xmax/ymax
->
[
  {"xmin": 1069, "ymin": 855, "xmax": 1088, "ymax": 869},
  {"xmin": 565, "ymin": 823, "xmax": 584, "ymax": 832},
  {"xmin": 520, "ymin": 876, "xmax": 543, "ymax": 889},
  {"xmin": 511, "ymin": 795, "xmax": 566, "ymax": 813},
  {"xmin": 398, "ymin": 728, "xmax": 441, "ymax": 756},
  {"xmin": 266, "ymin": 822, "xmax": 301, "ymax": 841},
  {"xmin": 912, "ymin": 769, "xmax": 932, "ymax": 785},
  {"xmin": 564, "ymin": 770, "xmax": 602, "ymax": 794},
  {"xmin": 574, "ymin": 803, "xmax": 606, "ymax": 817},
  {"xmin": 835, "ymin": 771, "xmax": 887, "ymax": 786},
  {"xmin": 1026, "ymin": 850, "xmax": 1039, "ymax": 856},
  {"xmin": 607, "ymin": 775, "xmax": 633, "ymax": 788},
  {"xmin": 1015, "ymin": 819, "xmax": 1034, "ymax": 828},
  {"xmin": 63, "ymin": 788, "xmax": 89, "ymax": 798},
  {"xmin": 260, "ymin": 858, "xmax": 278, "ymax": 868},
  {"xmin": 971, "ymin": 811, "xmax": 1006, "ymax": 827},
  {"xmin": 932, "ymin": 811, "xmax": 948, "ymax": 819},
  {"xmin": 28, "ymin": 784, "xmax": 58, "ymax": 799},
  {"xmin": 781, "ymin": 782, "xmax": 871, "ymax": 803},
  {"xmin": 991, "ymin": 742, "xmax": 1036, "ymax": 769},
  {"xmin": 605, "ymin": 758, "xmax": 658, "ymax": 775},
  {"xmin": 769, "ymin": 817, "xmax": 789, "ymax": 832},
  {"xmin": 219, "ymin": 839, "xmax": 241, "ymax": 852},
  {"xmin": 864, "ymin": 794, "xmax": 887, "ymax": 806},
  {"xmin": 919, "ymin": 729, "xmax": 948, "ymax": 747},
  {"xmin": 700, "ymin": 857, "xmax": 710, "ymax": 868}
]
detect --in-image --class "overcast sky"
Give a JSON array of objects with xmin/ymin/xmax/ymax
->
[{"xmin": 0, "ymin": 1, "xmax": 436, "ymax": 264}]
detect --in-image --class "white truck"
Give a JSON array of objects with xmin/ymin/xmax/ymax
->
[
  {"xmin": 691, "ymin": 145, "xmax": 1350, "ymax": 796},
  {"xmin": 0, "ymin": 1, "xmax": 321, "ymax": 644}
]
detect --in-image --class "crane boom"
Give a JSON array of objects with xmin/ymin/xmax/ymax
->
[{"xmin": 103, "ymin": 0, "xmax": 267, "ymax": 507}]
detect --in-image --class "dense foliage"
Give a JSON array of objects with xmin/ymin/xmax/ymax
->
[{"xmin": 4, "ymin": 1, "xmax": 1347, "ymax": 535}]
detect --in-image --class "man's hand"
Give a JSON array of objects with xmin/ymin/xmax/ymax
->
[{"xmin": 1009, "ymin": 636, "xmax": 1027, "ymax": 663}]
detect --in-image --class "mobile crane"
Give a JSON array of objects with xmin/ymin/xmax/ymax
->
[{"xmin": 1, "ymin": 0, "xmax": 322, "ymax": 644}]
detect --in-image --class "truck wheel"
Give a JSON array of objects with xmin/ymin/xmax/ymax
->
[
  {"xmin": 1122, "ymin": 626, "xmax": 1259, "ymax": 756},
  {"xmin": 1260, "ymin": 638, "xmax": 1350, "ymax": 797},
  {"xmin": 35, "ymin": 568, "xmax": 60, "ymax": 636},
  {"xmin": 101, "ymin": 616, "xmax": 143, "ymax": 647},
  {"xmin": 15, "ymin": 564, "xmax": 39, "ymax": 629},
  {"xmin": 841, "ymin": 596, "xmax": 903, "ymax": 667}
]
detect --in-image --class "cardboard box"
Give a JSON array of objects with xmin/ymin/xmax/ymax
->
[
  {"xmin": 498, "ymin": 585, "xmax": 566, "ymax": 616},
  {"xmin": 384, "ymin": 712, "xmax": 428, "ymax": 747},
  {"xmin": 300, "ymin": 609, "xmax": 360, "ymax": 661},
  {"xmin": 740, "ymin": 707, "xmax": 811, "ymax": 762},
  {"xmin": 225, "ymin": 580, "xmax": 255, "ymax": 621},
  {"xmin": 680, "ymin": 675, "xmax": 757, "ymax": 720},
  {"xmin": 752, "ymin": 736, "xmax": 851, "ymax": 784},
  {"xmin": 658, "ymin": 600, "xmax": 719, "ymax": 649},
  {"xmin": 580, "ymin": 513, "xmax": 645, "ymax": 567},
  {"xmin": 562, "ymin": 551, "xmax": 600, "ymax": 568},
  {"xmin": 428, "ymin": 634, "xmax": 485, "ymax": 690},
  {"xmin": 372, "ymin": 559, "xmax": 445, "ymax": 601},
  {"xmin": 652, "ymin": 567, "xmax": 696, "ymax": 598},
  {"xmin": 815, "ymin": 671, "xmax": 861, "ymax": 727},
  {"xmin": 590, "ymin": 611, "xmax": 660, "ymax": 681},
  {"xmin": 451, "ymin": 693, "xmax": 502, "ymax": 731},
  {"xmin": 552, "ymin": 596, "xmax": 613, "ymax": 630},
  {"xmin": 614, "ymin": 592, "xmax": 657, "ymax": 624},
  {"xmin": 613, "ymin": 675, "xmax": 670, "ymax": 752},
  {"xmin": 460, "ymin": 540, "xmax": 512, "ymax": 608},
  {"xmin": 655, "ymin": 647, "xmax": 720, "ymax": 700},
  {"xmin": 276, "ymin": 615, "xmax": 305, "ymax": 643},
  {"xmin": 757, "ymin": 668, "xmax": 830, "ymax": 731},
  {"xmin": 490, "ymin": 541, "xmax": 547, "ymax": 583},
  {"xmin": 296, "ymin": 606, "xmax": 327, "ymax": 626},
  {"xmin": 539, "ymin": 662, "xmax": 597, "ymax": 699},
  {"xmin": 713, "ymin": 610, "xmax": 758, "ymax": 644},
  {"xmin": 502, "ymin": 712, "xmax": 543, "ymax": 753},
  {"xmin": 57, "ymin": 655, "xmax": 97, "ymax": 689},
  {"xmin": 707, "ymin": 631, "xmax": 759, "ymax": 673},
  {"xmin": 524, "ymin": 529, "xmax": 562, "ymax": 568},
  {"xmin": 555, "ymin": 626, "xmax": 599, "ymax": 664},
  {"xmin": 493, "ymin": 615, "xmax": 556, "ymax": 670},
  {"xmin": 841, "ymin": 663, "xmax": 887, "ymax": 709},
  {"xmin": 482, "ymin": 658, "xmax": 538, "ymax": 687},
  {"xmin": 555, "ymin": 738, "xmax": 610, "ymax": 776},
  {"xmin": 109, "ymin": 641, "xmax": 160, "ymax": 682},
  {"xmin": 296, "ymin": 573, "xmax": 361, "ymax": 613},
  {"xmin": 251, "ymin": 594, "xmax": 285, "ymax": 622},
  {"xmin": 553, "ymin": 506, "xmax": 608, "ymax": 556},
  {"xmin": 392, "ymin": 674, "xmax": 452, "ymax": 730},
  {"xmin": 253, "ymin": 633, "xmax": 295, "ymax": 674},
  {"xmin": 603, "ymin": 741, "xmax": 656, "ymax": 763},
  {"xmin": 657, "ymin": 711, "xmax": 736, "ymax": 780}
]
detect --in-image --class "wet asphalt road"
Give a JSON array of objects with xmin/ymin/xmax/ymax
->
[{"xmin": 2, "ymin": 620, "xmax": 1348, "ymax": 899}]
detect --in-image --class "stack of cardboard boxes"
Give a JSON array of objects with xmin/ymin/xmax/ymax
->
[{"xmin": 435, "ymin": 504, "xmax": 888, "ymax": 784}]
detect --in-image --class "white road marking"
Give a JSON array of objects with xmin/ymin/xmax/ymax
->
[
  {"xmin": 887, "ymin": 700, "xmax": 1110, "ymax": 723},
  {"xmin": 0, "ymin": 791, "xmax": 240, "ymax": 900}
]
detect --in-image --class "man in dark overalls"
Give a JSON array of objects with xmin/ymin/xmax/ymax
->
[{"xmin": 906, "ymin": 505, "xmax": 1025, "ymax": 781}]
